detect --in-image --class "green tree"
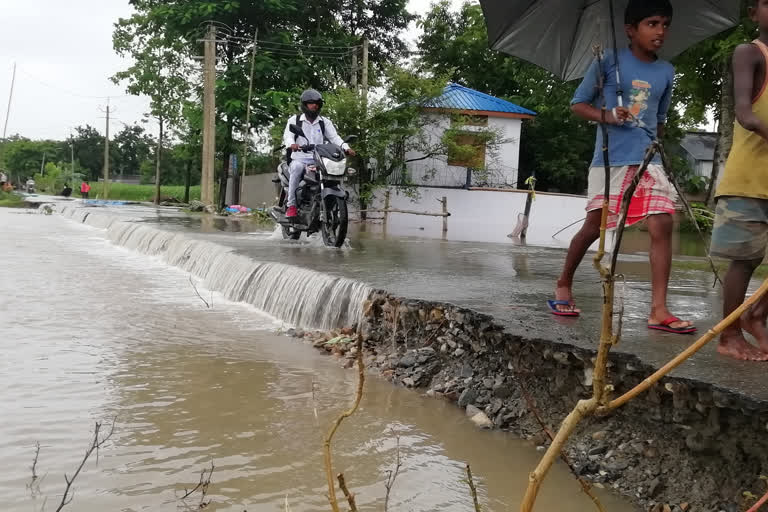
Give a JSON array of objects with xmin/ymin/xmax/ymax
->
[
  {"xmin": 113, "ymin": 24, "xmax": 193, "ymax": 203},
  {"xmin": 71, "ymin": 125, "xmax": 105, "ymax": 182},
  {"xmin": 112, "ymin": 124, "xmax": 155, "ymax": 177},
  {"xmin": 0, "ymin": 137, "xmax": 66, "ymax": 186}
]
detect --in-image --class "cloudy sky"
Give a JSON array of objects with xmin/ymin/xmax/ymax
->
[{"xmin": 0, "ymin": 0, "xmax": 458, "ymax": 141}]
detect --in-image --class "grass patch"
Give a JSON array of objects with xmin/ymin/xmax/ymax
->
[
  {"xmin": 0, "ymin": 190, "xmax": 26, "ymax": 208},
  {"xmin": 85, "ymin": 183, "xmax": 201, "ymax": 202},
  {"xmin": 673, "ymin": 259, "xmax": 768, "ymax": 280}
]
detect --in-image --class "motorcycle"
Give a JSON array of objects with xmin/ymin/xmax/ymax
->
[{"xmin": 270, "ymin": 124, "xmax": 357, "ymax": 248}]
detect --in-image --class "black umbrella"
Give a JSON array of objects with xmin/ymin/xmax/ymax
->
[{"xmin": 480, "ymin": 0, "xmax": 740, "ymax": 82}]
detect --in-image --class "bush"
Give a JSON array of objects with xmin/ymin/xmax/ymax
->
[
  {"xmin": 85, "ymin": 183, "xmax": 201, "ymax": 202},
  {"xmin": 680, "ymin": 201, "xmax": 714, "ymax": 233}
]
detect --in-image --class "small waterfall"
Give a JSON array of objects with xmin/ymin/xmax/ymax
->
[{"xmin": 57, "ymin": 206, "xmax": 372, "ymax": 331}]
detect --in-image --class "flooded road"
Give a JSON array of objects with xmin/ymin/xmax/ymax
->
[{"xmin": 0, "ymin": 209, "xmax": 636, "ymax": 511}]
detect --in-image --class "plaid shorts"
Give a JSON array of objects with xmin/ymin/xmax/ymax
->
[
  {"xmin": 586, "ymin": 164, "xmax": 677, "ymax": 229},
  {"xmin": 710, "ymin": 196, "xmax": 768, "ymax": 261}
]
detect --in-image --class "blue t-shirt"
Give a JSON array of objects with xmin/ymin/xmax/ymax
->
[{"xmin": 572, "ymin": 47, "xmax": 675, "ymax": 167}]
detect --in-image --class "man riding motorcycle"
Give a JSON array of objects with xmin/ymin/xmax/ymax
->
[{"xmin": 282, "ymin": 89, "xmax": 355, "ymax": 219}]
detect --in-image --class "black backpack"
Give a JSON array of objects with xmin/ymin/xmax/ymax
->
[{"xmin": 286, "ymin": 114, "xmax": 326, "ymax": 164}]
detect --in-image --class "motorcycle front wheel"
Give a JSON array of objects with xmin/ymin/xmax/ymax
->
[
  {"xmin": 282, "ymin": 225, "xmax": 301, "ymax": 240},
  {"xmin": 321, "ymin": 196, "xmax": 348, "ymax": 248}
]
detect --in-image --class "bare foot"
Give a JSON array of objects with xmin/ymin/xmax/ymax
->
[
  {"xmin": 741, "ymin": 309, "xmax": 768, "ymax": 352},
  {"xmin": 648, "ymin": 306, "xmax": 694, "ymax": 330},
  {"xmin": 717, "ymin": 332, "xmax": 768, "ymax": 361},
  {"xmin": 553, "ymin": 284, "xmax": 580, "ymax": 314}
]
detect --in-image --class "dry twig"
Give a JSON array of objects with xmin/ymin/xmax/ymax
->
[
  {"xmin": 323, "ymin": 333, "xmax": 365, "ymax": 512},
  {"xmin": 31, "ymin": 441, "xmax": 41, "ymax": 482},
  {"xmin": 54, "ymin": 418, "xmax": 116, "ymax": 512},
  {"xmin": 180, "ymin": 461, "xmax": 215, "ymax": 509},
  {"xmin": 466, "ymin": 464, "xmax": 482, "ymax": 512},
  {"xmin": 384, "ymin": 435, "xmax": 402, "ymax": 512},
  {"xmin": 337, "ymin": 473, "xmax": 358, "ymax": 511},
  {"xmin": 189, "ymin": 276, "xmax": 211, "ymax": 308}
]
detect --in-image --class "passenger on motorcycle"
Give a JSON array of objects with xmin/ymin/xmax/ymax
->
[{"xmin": 282, "ymin": 89, "xmax": 355, "ymax": 218}]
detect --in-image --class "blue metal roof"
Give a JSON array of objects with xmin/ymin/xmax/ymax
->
[{"xmin": 423, "ymin": 83, "xmax": 537, "ymax": 116}]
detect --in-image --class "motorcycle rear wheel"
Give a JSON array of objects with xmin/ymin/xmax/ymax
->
[{"xmin": 321, "ymin": 196, "xmax": 348, "ymax": 248}]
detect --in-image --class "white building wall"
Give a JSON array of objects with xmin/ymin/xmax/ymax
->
[
  {"xmin": 369, "ymin": 185, "xmax": 588, "ymax": 248},
  {"xmin": 485, "ymin": 116, "xmax": 522, "ymax": 187}
]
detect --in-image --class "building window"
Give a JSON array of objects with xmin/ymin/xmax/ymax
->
[{"xmin": 447, "ymin": 132, "xmax": 487, "ymax": 168}]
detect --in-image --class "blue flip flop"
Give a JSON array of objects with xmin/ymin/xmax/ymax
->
[{"xmin": 547, "ymin": 300, "xmax": 580, "ymax": 317}]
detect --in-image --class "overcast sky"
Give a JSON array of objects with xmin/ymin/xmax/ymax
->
[{"xmin": 0, "ymin": 0, "xmax": 459, "ymax": 142}]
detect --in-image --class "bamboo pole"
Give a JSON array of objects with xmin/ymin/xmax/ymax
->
[
  {"xmin": 354, "ymin": 208, "xmax": 450, "ymax": 217},
  {"xmin": 606, "ymin": 277, "xmax": 768, "ymax": 411},
  {"xmin": 521, "ymin": 45, "xmax": 617, "ymax": 512},
  {"xmin": 441, "ymin": 196, "xmax": 448, "ymax": 234}
]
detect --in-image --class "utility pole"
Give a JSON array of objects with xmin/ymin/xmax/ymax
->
[
  {"xmin": 2, "ymin": 62, "xmax": 15, "ymax": 139},
  {"xmin": 154, "ymin": 116, "xmax": 164, "ymax": 205},
  {"xmin": 40, "ymin": 153, "xmax": 46, "ymax": 175},
  {"xmin": 201, "ymin": 24, "xmax": 217, "ymax": 205},
  {"xmin": 98, "ymin": 99, "xmax": 113, "ymax": 199},
  {"xmin": 351, "ymin": 51, "xmax": 358, "ymax": 91},
  {"xmin": 70, "ymin": 133, "xmax": 75, "ymax": 175},
  {"xmin": 361, "ymin": 37, "xmax": 369, "ymax": 105},
  {"xmin": 239, "ymin": 28, "xmax": 258, "ymax": 205}
]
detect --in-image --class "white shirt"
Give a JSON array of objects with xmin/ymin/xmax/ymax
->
[{"xmin": 283, "ymin": 114, "xmax": 349, "ymax": 161}]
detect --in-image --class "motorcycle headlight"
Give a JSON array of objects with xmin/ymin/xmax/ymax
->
[
  {"xmin": 322, "ymin": 157, "xmax": 346, "ymax": 176},
  {"xmin": 346, "ymin": 167, "xmax": 357, "ymax": 176}
]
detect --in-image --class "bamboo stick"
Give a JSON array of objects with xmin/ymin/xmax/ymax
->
[
  {"xmin": 606, "ymin": 277, "xmax": 768, "ymax": 411},
  {"xmin": 520, "ymin": 398, "xmax": 599, "ymax": 511}
]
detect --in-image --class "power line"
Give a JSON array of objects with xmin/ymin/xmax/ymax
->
[
  {"xmin": 15, "ymin": 67, "xmax": 132, "ymax": 100},
  {"xmin": 225, "ymin": 34, "xmax": 361, "ymax": 50}
]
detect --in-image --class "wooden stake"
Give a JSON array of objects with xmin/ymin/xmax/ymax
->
[
  {"xmin": 383, "ymin": 190, "xmax": 390, "ymax": 229},
  {"xmin": 441, "ymin": 196, "xmax": 448, "ymax": 233}
]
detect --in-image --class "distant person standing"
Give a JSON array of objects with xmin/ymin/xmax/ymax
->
[{"xmin": 80, "ymin": 180, "xmax": 90, "ymax": 199}]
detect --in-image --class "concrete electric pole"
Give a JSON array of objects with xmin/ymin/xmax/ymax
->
[
  {"xmin": 101, "ymin": 99, "xmax": 111, "ymax": 199},
  {"xmin": 361, "ymin": 38, "xmax": 369, "ymax": 105},
  {"xmin": 201, "ymin": 24, "xmax": 217, "ymax": 205}
]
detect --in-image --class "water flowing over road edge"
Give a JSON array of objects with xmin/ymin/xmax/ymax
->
[
  {"xmin": 53, "ymin": 205, "xmax": 768, "ymax": 511},
  {"xmin": 57, "ymin": 205, "xmax": 372, "ymax": 331}
]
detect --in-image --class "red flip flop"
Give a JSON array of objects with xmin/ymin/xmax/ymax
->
[
  {"xmin": 648, "ymin": 316, "xmax": 697, "ymax": 335},
  {"xmin": 547, "ymin": 300, "xmax": 580, "ymax": 317}
]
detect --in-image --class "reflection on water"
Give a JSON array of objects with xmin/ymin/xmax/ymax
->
[{"xmin": 0, "ymin": 210, "xmax": 635, "ymax": 512}]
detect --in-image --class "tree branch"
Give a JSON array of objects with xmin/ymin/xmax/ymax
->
[
  {"xmin": 384, "ymin": 435, "xmax": 402, "ymax": 512},
  {"xmin": 323, "ymin": 332, "xmax": 366, "ymax": 512},
  {"xmin": 466, "ymin": 464, "xmax": 482, "ymax": 512},
  {"xmin": 337, "ymin": 473, "xmax": 358, "ymax": 511},
  {"xmin": 54, "ymin": 418, "xmax": 116, "ymax": 512}
]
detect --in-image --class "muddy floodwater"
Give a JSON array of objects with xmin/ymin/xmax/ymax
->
[{"xmin": 0, "ymin": 209, "xmax": 636, "ymax": 511}]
